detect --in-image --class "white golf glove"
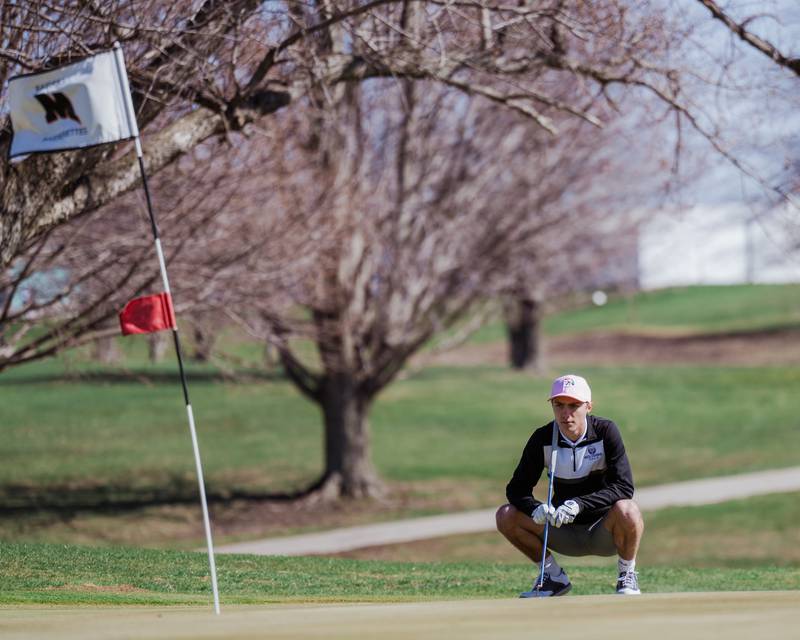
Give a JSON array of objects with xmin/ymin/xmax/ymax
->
[
  {"xmin": 531, "ymin": 503, "xmax": 555, "ymax": 525},
  {"xmin": 549, "ymin": 500, "xmax": 581, "ymax": 528}
]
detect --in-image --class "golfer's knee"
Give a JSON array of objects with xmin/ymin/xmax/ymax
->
[
  {"xmin": 612, "ymin": 499, "xmax": 644, "ymax": 532},
  {"xmin": 496, "ymin": 504, "xmax": 518, "ymax": 535}
]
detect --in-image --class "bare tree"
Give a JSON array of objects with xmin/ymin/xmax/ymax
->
[
  {"xmin": 2, "ymin": 0, "xmax": 737, "ymax": 268},
  {"xmin": 2, "ymin": 1, "xmax": 795, "ymax": 502},
  {"xmin": 1, "ymin": 1, "xmax": 280, "ymax": 265},
  {"xmin": 220, "ymin": 82, "xmax": 644, "ymax": 498},
  {"xmin": 0, "ymin": 139, "xmax": 313, "ymax": 371},
  {"xmin": 484, "ymin": 101, "xmax": 659, "ymax": 371}
]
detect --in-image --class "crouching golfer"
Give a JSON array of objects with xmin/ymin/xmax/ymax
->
[{"xmin": 496, "ymin": 374, "xmax": 643, "ymax": 597}]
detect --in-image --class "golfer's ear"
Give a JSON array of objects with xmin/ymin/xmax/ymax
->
[{"xmin": 586, "ymin": 401, "xmax": 593, "ymax": 413}]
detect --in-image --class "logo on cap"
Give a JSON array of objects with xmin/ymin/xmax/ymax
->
[{"xmin": 548, "ymin": 374, "xmax": 591, "ymax": 402}]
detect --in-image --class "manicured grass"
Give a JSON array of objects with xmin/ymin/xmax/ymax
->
[
  {"xmin": 2, "ymin": 361, "xmax": 799, "ymax": 508},
  {"xmin": 546, "ymin": 284, "xmax": 800, "ymax": 335},
  {"xmin": 1, "ymin": 284, "xmax": 798, "ymax": 601},
  {"xmin": 2, "ymin": 282, "xmax": 797, "ymax": 508},
  {"xmin": 335, "ymin": 491, "xmax": 800, "ymax": 569},
  {"xmin": 0, "ymin": 367, "xmax": 322, "ymax": 504},
  {"xmin": 373, "ymin": 364, "xmax": 800, "ymax": 487},
  {"xmin": 1, "ymin": 541, "xmax": 797, "ymax": 606},
  {"xmin": 463, "ymin": 284, "xmax": 800, "ymax": 342},
  {"xmin": 640, "ymin": 491, "xmax": 800, "ymax": 568}
]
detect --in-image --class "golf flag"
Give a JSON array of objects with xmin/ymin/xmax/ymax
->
[
  {"xmin": 7, "ymin": 49, "xmax": 135, "ymax": 159},
  {"xmin": 119, "ymin": 293, "xmax": 176, "ymax": 336},
  {"xmin": 13, "ymin": 42, "xmax": 222, "ymax": 615}
]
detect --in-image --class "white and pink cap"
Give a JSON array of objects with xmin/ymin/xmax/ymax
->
[{"xmin": 548, "ymin": 374, "xmax": 591, "ymax": 403}]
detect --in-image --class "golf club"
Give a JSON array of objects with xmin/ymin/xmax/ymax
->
[{"xmin": 535, "ymin": 422, "xmax": 559, "ymax": 591}]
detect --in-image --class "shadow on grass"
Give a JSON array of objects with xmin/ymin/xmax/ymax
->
[
  {"xmin": 0, "ymin": 368, "xmax": 285, "ymax": 386},
  {"xmin": 0, "ymin": 474, "xmax": 330, "ymax": 515}
]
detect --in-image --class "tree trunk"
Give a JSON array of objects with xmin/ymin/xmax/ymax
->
[
  {"xmin": 263, "ymin": 342, "xmax": 279, "ymax": 369},
  {"xmin": 505, "ymin": 295, "xmax": 544, "ymax": 371},
  {"xmin": 148, "ymin": 333, "xmax": 169, "ymax": 363},
  {"xmin": 317, "ymin": 372, "xmax": 385, "ymax": 499},
  {"xmin": 92, "ymin": 336, "xmax": 122, "ymax": 364},
  {"xmin": 192, "ymin": 325, "xmax": 215, "ymax": 362}
]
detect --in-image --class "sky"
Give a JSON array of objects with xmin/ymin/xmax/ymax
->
[
  {"xmin": 675, "ymin": 0, "xmax": 800, "ymax": 206},
  {"xmin": 634, "ymin": 1, "xmax": 800, "ymax": 287}
]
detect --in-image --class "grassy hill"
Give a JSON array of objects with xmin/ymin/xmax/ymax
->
[
  {"xmin": 1, "ymin": 284, "xmax": 799, "ymax": 604},
  {"xmin": 463, "ymin": 283, "xmax": 800, "ymax": 342},
  {"xmin": 1, "ymin": 364, "xmax": 798, "ymax": 510}
]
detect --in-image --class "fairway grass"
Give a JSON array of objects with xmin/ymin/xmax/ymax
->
[
  {"xmin": 334, "ymin": 491, "xmax": 800, "ymax": 569},
  {"xmin": 2, "ymin": 364, "xmax": 799, "ymax": 508},
  {"xmin": 461, "ymin": 283, "xmax": 800, "ymax": 341},
  {"xmin": 2, "ymin": 362, "xmax": 799, "ymax": 548},
  {"xmin": 2, "ymin": 283, "xmax": 799, "ymax": 515},
  {"xmin": 1, "ymin": 541, "xmax": 798, "ymax": 607}
]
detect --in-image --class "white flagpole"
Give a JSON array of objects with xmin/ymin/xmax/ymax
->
[{"xmin": 112, "ymin": 42, "xmax": 221, "ymax": 616}]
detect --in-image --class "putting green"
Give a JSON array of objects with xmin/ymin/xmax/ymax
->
[{"xmin": 1, "ymin": 591, "xmax": 796, "ymax": 639}]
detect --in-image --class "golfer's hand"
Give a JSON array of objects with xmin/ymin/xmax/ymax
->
[
  {"xmin": 549, "ymin": 500, "xmax": 581, "ymax": 528},
  {"xmin": 532, "ymin": 503, "xmax": 554, "ymax": 525}
]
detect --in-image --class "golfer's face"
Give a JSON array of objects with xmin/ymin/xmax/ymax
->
[{"xmin": 551, "ymin": 395, "xmax": 591, "ymax": 431}]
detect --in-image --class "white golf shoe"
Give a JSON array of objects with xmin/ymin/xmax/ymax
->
[{"xmin": 616, "ymin": 569, "xmax": 641, "ymax": 595}]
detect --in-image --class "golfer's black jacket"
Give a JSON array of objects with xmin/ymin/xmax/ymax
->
[{"xmin": 506, "ymin": 415, "xmax": 634, "ymax": 524}]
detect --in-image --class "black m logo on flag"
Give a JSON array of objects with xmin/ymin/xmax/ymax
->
[{"xmin": 34, "ymin": 92, "xmax": 82, "ymax": 125}]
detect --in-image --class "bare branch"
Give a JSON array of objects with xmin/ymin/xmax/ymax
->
[{"xmin": 696, "ymin": 0, "xmax": 800, "ymax": 77}]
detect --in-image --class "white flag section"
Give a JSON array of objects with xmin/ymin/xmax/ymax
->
[{"xmin": 8, "ymin": 49, "xmax": 135, "ymax": 159}]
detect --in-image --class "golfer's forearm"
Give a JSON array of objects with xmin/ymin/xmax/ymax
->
[
  {"xmin": 574, "ymin": 477, "xmax": 634, "ymax": 513},
  {"xmin": 508, "ymin": 493, "xmax": 538, "ymax": 515}
]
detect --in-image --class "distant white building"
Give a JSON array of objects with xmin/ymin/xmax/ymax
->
[{"xmin": 638, "ymin": 204, "xmax": 800, "ymax": 290}]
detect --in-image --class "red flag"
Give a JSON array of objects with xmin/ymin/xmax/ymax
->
[{"xmin": 119, "ymin": 293, "xmax": 176, "ymax": 335}]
